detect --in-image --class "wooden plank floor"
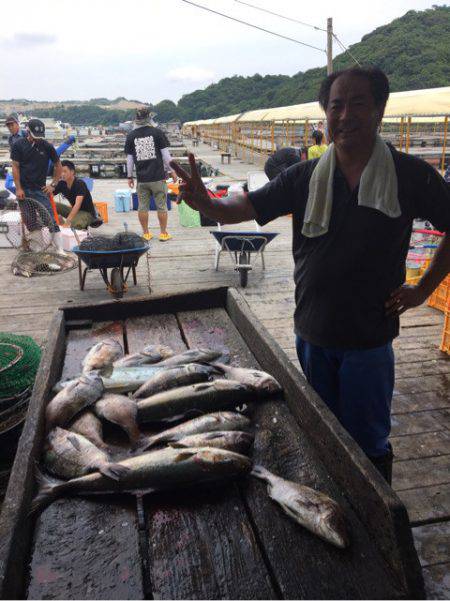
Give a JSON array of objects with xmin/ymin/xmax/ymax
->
[{"xmin": 1, "ymin": 140, "xmax": 449, "ymax": 598}]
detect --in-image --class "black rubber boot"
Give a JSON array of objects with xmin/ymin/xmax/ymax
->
[{"xmin": 369, "ymin": 443, "xmax": 393, "ymax": 485}]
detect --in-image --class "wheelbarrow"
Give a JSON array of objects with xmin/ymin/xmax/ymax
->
[
  {"xmin": 210, "ymin": 223, "xmax": 278, "ymax": 287},
  {"xmin": 72, "ymin": 245, "xmax": 149, "ymax": 299}
]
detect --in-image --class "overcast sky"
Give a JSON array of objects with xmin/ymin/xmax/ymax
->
[{"xmin": 0, "ymin": 0, "xmax": 438, "ymax": 103}]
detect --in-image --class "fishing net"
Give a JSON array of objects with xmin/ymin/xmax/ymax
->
[
  {"xmin": 0, "ymin": 332, "xmax": 41, "ymax": 399},
  {"xmin": 79, "ymin": 231, "xmax": 146, "ymax": 252},
  {"xmin": 0, "ymin": 197, "xmax": 56, "ymax": 252},
  {"xmin": 11, "ymin": 249, "xmax": 77, "ymax": 277}
]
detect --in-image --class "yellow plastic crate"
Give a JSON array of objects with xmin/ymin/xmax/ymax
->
[
  {"xmin": 428, "ymin": 274, "xmax": 450, "ymax": 312},
  {"xmin": 440, "ymin": 309, "xmax": 450, "ymax": 354}
]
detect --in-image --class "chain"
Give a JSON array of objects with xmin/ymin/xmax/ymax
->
[{"xmin": 145, "ymin": 246, "xmax": 152, "ymax": 295}]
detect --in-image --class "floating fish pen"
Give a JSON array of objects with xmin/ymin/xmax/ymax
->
[{"xmin": 0, "ymin": 287, "xmax": 424, "ymax": 599}]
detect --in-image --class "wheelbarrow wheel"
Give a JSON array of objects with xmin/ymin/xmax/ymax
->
[
  {"xmin": 110, "ymin": 267, "xmax": 125, "ymax": 299},
  {"xmin": 238, "ymin": 251, "xmax": 249, "ymax": 288}
]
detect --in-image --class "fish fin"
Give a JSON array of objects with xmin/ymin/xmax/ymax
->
[
  {"xmin": 174, "ymin": 451, "xmax": 197, "ymax": 462},
  {"xmin": 67, "ymin": 435, "xmax": 82, "ymax": 451},
  {"xmin": 29, "ymin": 468, "xmax": 64, "ymax": 515},
  {"xmin": 251, "ymin": 465, "xmax": 273, "ymax": 482},
  {"xmin": 130, "ymin": 434, "xmax": 151, "ymax": 453},
  {"xmin": 203, "ymin": 432, "xmax": 224, "ymax": 440},
  {"xmin": 99, "ymin": 463, "xmax": 131, "ymax": 481},
  {"xmin": 99, "ymin": 365, "xmax": 114, "ymax": 378}
]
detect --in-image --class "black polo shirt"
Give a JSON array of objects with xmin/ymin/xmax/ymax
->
[
  {"xmin": 248, "ymin": 149, "xmax": 450, "ymax": 349},
  {"xmin": 53, "ymin": 178, "xmax": 97, "ymax": 218},
  {"xmin": 10, "ymin": 138, "xmax": 59, "ymax": 190}
]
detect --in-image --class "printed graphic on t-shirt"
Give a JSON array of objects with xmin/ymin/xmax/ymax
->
[{"xmin": 135, "ymin": 136, "xmax": 156, "ymax": 161}]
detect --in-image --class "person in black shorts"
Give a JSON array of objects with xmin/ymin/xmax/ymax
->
[{"xmin": 51, "ymin": 160, "xmax": 97, "ymax": 229}]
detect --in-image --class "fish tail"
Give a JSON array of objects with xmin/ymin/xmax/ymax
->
[
  {"xmin": 99, "ymin": 463, "xmax": 131, "ymax": 481},
  {"xmin": 251, "ymin": 465, "xmax": 273, "ymax": 482},
  {"xmin": 29, "ymin": 468, "xmax": 65, "ymax": 515}
]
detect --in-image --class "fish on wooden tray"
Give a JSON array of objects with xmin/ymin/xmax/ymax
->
[
  {"xmin": 142, "ymin": 411, "xmax": 252, "ymax": 450},
  {"xmin": 213, "ymin": 364, "xmax": 282, "ymax": 395},
  {"xmin": 153, "ymin": 348, "xmax": 226, "ymax": 368},
  {"xmin": 98, "ymin": 366, "xmax": 167, "ymax": 394},
  {"xmin": 170, "ymin": 430, "xmax": 254, "ymax": 454},
  {"xmin": 46, "ymin": 373, "xmax": 104, "ymax": 429},
  {"xmin": 82, "ymin": 338, "xmax": 123, "ymax": 376},
  {"xmin": 69, "ymin": 411, "xmax": 108, "ymax": 450},
  {"xmin": 137, "ymin": 379, "xmax": 256, "ymax": 423},
  {"xmin": 95, "ymin": 394, "xmax": 143, "ymax": 448},
  {"xmin": 132, "ymin": 363, "xmax": 218, "ymax": 399},
  {"xmin": 44, "ymin": 427, "xmax": 129, "ymax": 481},
  {"xmin": 32, "ymin": 447, "xmax": 252, "ymax": 514},
  {"xmin": 252, "ymin": 466, "xmax": 350, "ymax": 549},
  {"xmin": 114, "ymin": 344, "xmax": 174, "ymax": 368}
]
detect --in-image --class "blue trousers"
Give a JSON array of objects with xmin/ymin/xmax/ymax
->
[
  {"xmin": 23, "ymin": 188, "xmax": 59, "ymax": 232},
  {"xmin": 296, "ymin": 336, "xmax": 394, "ymax": 457}
]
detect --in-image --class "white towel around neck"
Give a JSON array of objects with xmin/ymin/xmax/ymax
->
[{"xmin": 302, "ymin": 134, "xmax": 401, "ymax": 238}]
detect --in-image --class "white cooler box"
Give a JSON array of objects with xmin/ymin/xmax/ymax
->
[
  {"xmin": 0, "ymin": 211, "xmax": 22, "ymax": 248},
  {"xmin": 60, "ymin": 228, "xmax": 88, "ymax": 251}
]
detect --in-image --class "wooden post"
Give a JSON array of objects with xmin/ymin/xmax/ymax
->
[
  {"xmin": 441, "ymin": 115, "xmax": 448, "ymax": 174},
  {"xmin": 271, "ymin": 121, "xmax": 275, "ymax": 153},
  {"xmin": 405, "ymin": 117, "xmax": 412, "ymax": 154},
  {"xmin": 327, "ymin": 18, "xmax": 333, "ymax": 75},
  {"xmin": 399, "ymin": 117, "xmax": 404, "ymax": 152},
  {"xmin": 303, "ymin": 119, "xmax": 309, "ymax": 149}
]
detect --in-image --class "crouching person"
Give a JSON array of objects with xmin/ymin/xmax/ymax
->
[{"xmin": 51, "ymin": 160, "xmax": 97, "ymax": 229}]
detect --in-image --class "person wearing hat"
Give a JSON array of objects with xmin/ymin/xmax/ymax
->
[
  {"xmin": 10, "ymin": 118, "xmax": 62, "ymax": 231},
  {"xmin": 5, "ymin": 114, "xmax": 26, "ymax": 150},
  {"xmin": 124, "ymin": 107, "xmax": 177, "ymax": 241}
]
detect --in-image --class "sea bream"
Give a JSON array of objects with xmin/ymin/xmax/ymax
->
[
  {"xmin": 46, "ymin": 373, "xmax": 104, "ymax": 429},
  {"xmin": 114, "ymin": 345, "xmax": 174, "ymax": 368},
  {"xmin": 142, "ymin": 411, "xmax": 251, "ymax": 450},
  {"xmin": 94, "ymin": 394, "xmax": 142, "ymax": 448},
  {"xmin": 82, "ymin": 338, "xmax": 123, "ymax": 376},
  {"xmin": 171, "ymin": 431, "xmax": 254, "ymax": 454},
  {"xmin": 252, "ymin": 466, "xmax": 350, "ymax": 549},
  {"xmin": 44, "ymin": 427, "xmax": 128, "ymax": 480},
  {"xmin": 32, "ymin": 447, "xmax": 252, "ymax": 514},
  {"xmin": 214, "ymin": 364, "xmax": 282, "ymax": 396},
  {"xmin": 137, "ymin": 379, "xmax": 255, "ymax": 423},
  {"xmin": 69, "ymin": 411, "xmax": 107, "ymax": 450},
  {"xmin": 153, "ymin": 348, "xmax": 224, "ymax": 368},
  {"xmin": 132, "ymin": 363, "xmax": 217, "ymax": 399}
]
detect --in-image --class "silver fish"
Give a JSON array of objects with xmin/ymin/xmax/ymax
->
[
  {"xmin": 100, "ymin": 366, "xmax": 167, "ymax": 393},
  {"xmin": 82, "ymin": 338, "xmax": 123, "ymax": 376},
  {"xmin": 44, "ymin": 427, "xmax": 128, "ymax": 480},
  {"xmin": 114, "ymin": 344, "xmax": 174, "ymax": 368},
  {"xmin": 69, "ymin": 411, "xmax": 107, "ymax": 450},
  {"xmin": 46, "ymin": 373, "xmax": 104, "ymax": 429},
  {"xmin": 132, "ymin": 363, "xmax": 217, "ymax": 399},
  {"xmin": 154, "ymin": 348, "xmax": 224, "ymax": 368},
  {"xmin": 137, "ymin": 379, "xmax": 254, "ymax": 423},
  {"xmin": 142, "ymin": 411, "xmax": 251, "ymax": 450},
  {"xmin": 171, "ymin": 430, "xmax": 254, "ymax": 454},
  {"xmin": 252, "ymin": 466, "xmax": 349, "ymax": 549},
  {"xmin": 95, "ymin": 394, "xmax": 142, "ymax": 448},
  {"xmin": 32, "ymin": 446, "xmax": 252, "ymax": 514},
  {"xmin": 214, "ymin": 364, "xmax": 282, "ymax": 395}
]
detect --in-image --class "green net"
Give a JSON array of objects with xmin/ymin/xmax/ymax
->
[{"xmin": 0, "ymin": 333, "xmax": 42, "ymax": 399}]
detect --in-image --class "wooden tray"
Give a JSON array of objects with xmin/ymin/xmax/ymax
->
[{"xmin": 0, "ymin": 287, "xmax": 424, "ymax": 599}]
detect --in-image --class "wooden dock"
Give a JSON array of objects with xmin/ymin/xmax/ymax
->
[{"xmin": 0, "ymin": 141, "xmax": 449, "ymax": 598}]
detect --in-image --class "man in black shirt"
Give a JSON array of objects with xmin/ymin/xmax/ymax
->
[
  {"xmin": 11, "ymin": 119, "xmax": 62, "ymax": 232},
  {"xmin": 51, "ymin": 160, "xmax": 97, "ymax": 229},
  {"xmin": 124, "ymin": 107, "xmax": 177, "ymax": 241},
  {"xmin": 171, "ymin": 67, "xmax": 450, "ymax": 483},
  {"xmin": 5, "ymin": 114, "xmax": 26, "ymax": 150}
]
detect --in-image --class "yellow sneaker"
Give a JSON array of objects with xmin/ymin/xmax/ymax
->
[
  {"xmin": 159, "ymin": 232, "xmax": 172, "ymax": 242},
  {"xmin": 142, "ymin": 232, "xmax": 153, "ymax": 241}
]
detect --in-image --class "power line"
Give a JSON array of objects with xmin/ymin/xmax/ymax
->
[
  {"xmin": 332, "ymin": 33, "xmax": 362, "ymax": 67},
  {"xmin": 233, "ymin": 0, "xmax": 326, "ymax": 32},
  {"xmin": 179, "ymin": 0, "xmax": 325, "ymax": 52}
]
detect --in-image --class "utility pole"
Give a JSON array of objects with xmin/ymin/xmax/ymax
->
[{"xmin": 327, "ymin": 17, "xmax": 333, "ymax": 74}]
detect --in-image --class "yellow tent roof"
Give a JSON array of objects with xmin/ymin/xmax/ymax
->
[{"xmin": 185, "ymin": 86, "xmax": 449, "ymax": 126}]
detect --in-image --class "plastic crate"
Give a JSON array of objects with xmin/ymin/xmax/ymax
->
[
  {"xmin": 428, "ymin": 274, "xmax": 450, "ymax": 312},
  {"xmin": 440, "ymin": 309, "xmax": 450, "ymax": 354},
  {"xmin": 94, "ymin": 201, "xmax": 109, "ymax": 224},
  {"xmin": 114, "ymin": 190, "xmax": 131, "ymax": 213}
]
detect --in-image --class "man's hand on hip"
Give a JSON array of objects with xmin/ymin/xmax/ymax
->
[
  {"xmin": 385, "ymin": 284, "xmax": 429, "ymax": 316},
  {"xmin": 128, "ymin": 177, "xmax": 134, "ymax": 189},
  {"xmin": 16, "ymin": 188, "xmax": 25, "ymax": 200}
]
